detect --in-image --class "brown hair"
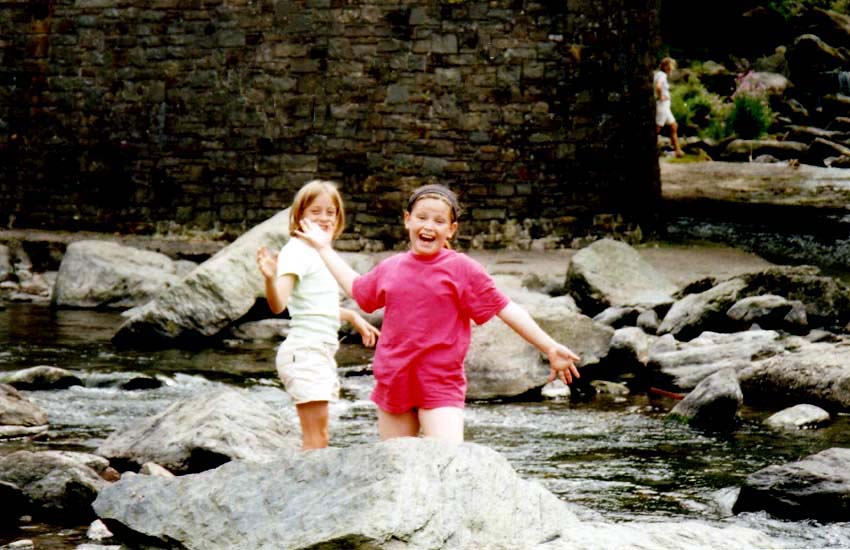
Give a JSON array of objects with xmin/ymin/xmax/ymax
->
[
  {"xmin": 659, "ymin": 57, "xmax": 677, "ymax": 72},
  {"xmin": 407, "ymin": 184, "xmax": 460, "ymax": 222},
  {"xmin": 288, "ymin": 180, "xmax": 345, "ymax": 239},
  {"xmin": 407, "ymin": 184, "xmax": 459, "ymax": 249}
]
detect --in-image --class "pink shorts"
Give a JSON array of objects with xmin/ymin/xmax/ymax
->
[{"xmin": 371, "ymin": 361, "xmax": 466, "ymax": 414}]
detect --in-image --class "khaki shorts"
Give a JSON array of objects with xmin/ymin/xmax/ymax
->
[{"xmin": 275, "ymin": 341, "xmax": 340, "ymax": 404}]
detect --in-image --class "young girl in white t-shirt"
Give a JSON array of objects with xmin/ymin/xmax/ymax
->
[{"xmin": 256, "ymin": 180, "xmax": 379, "ymax": 450}]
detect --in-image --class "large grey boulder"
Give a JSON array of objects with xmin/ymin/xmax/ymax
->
[
  {"xmin": 466, "ymin": 306, "xmax": 611, "ymax": 400},
  {"xmin": 52, "ymin": 240, "xmax": 183, "ymax": 309},
  {"xmin": 94, "ymin": 438, "xmax": 575, "ymax": 549},
  {"xmin": 667, "ymin": 368, "xmax": 743, "ymax": 429},
  {"xmin": 112, "ymin": 209, "xmax": 290, "ymax": 347},
  {"xmin": 739, "ymin": 341, "xmax": 850, "ymax": 409},
  {"xmin": 92, "ymin": 438, "xmax": 776, "ymax": 550},
  {"xmin": 96, "ymin": 389, "xmax": 299, "ymax": 474},
  {"xmin": 0, "ymin": 384, "xmax": 49, "ymax": 438},
  {"xmin": 566, "ymin": 239, "xmax": 677, "ymax": 316},
  {"xmin": 733, "ymin": 447, "xmax": 850, "ymax": 522},
  {"xmin": 0, "ymin": 451, "xmax": 109, "ymax": 523}
]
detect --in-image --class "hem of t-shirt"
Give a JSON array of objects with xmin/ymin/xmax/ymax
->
[{"xmin": 372, "ymin": 397, "xmax": 466, "ymax": 414}]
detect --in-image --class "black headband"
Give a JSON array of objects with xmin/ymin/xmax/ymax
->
[{"xmin": 407, "ymin": 185, "xmax": 459, "ymax": 218}]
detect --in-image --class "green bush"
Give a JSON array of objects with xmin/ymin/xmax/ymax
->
[
  {"xmin": 768, "ymin": 0, "xmax": 848, "ymax": 18},
  {"xmin": 669, "ymin": 74, "xmax": 729, "ymax": 140},
  {"xmin": 727, "ymin": 93, "xmax": 774, "ymax": 139}
]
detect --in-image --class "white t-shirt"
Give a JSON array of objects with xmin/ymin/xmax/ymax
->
[
  {"xmin": 653, "ymin": 70, "xmax": 670, "ymax": 100},
  {"xmin": 276, "ymin": 238, "xmax": 340, "ymax": 345}
]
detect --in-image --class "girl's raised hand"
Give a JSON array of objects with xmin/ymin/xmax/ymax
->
[
  {"xmin": 296, "ymin": 218, "xmax": 333, "ymax": 250},
  {"xmin": 256, "ymin": 246, "xmax": 278, "ymax": 280},
  {"xmin": 546, "ymin": 344, "xmax": 581, "ymax": 385}
]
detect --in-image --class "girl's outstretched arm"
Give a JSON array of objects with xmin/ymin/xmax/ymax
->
[
  {"xmin": 496, "ymin": 301, "xmax": 581, "ymax": 385},
  {"xmin": 295, "ymin": 218, "xmax": 359, "ymax": 296},
  {"xmin": 340, "ymin": 307, "xmax": 380, "ymax": 347},
  {"xmin": 256, "ymin": 246, "xmax": 295, "ymax": 314}
]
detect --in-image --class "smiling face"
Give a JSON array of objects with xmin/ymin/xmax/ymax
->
[
  {"xmin": 404, "ymin": 196, "xmax": 458, "ymax": 256},
  {"xmin": 299, "ymin": 191, "xmax": 339, "ymax": 236}
]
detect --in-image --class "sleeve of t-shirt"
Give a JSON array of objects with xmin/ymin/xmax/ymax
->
[
  {"xmin": 458, "ymin": 256, "xmax": 510, "ymax": 325},
  {"xmin": 351, "ymin": 260, "xmax": 387, "ymax": 313},
  {"xmin": 276, "ymin": 239, "xmax": 310, "ymax": 280}
]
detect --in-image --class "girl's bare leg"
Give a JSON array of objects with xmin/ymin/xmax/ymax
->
[
  {"xmin": 296, "ymin": 401, "xmax": 330, "ymax": 450},
  {"xmin": 418, "ymin": 407, "xmax": 464, "ymax": 444},
  {"xmin": 377, "ymin": 408, "xmax": 420, "ymax": 440}
]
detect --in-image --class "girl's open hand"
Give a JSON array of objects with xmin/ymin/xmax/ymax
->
[
  {"xmin": 547, "ymin": 344, "xmax": 581, "ymax": 385},
  {"xmin": 295, "ymin": 219, "xmax": 333, "ymax": 250},
  {"xmin": 256, "ymin": 246, "xmax": 278, "ymax": 280},
  {"xmin": 351, "ymin": 314, "xmax": 380, "ymax": 348}
]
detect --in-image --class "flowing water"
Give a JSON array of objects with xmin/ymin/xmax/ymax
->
[{"xmin": 2, "ymin": 303, "xmax": 850, "ymax": 549}]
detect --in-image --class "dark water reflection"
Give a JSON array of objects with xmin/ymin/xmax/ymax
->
[{"xmin": 2, "ymin": 303, "xmax": 850, "ymax": 548}]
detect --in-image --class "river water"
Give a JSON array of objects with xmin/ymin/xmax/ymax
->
[{"xmin": 2, "ymin": 302, "xmax": 850, "ymax": 549}]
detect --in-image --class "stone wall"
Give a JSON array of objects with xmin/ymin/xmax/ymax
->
[{"xmin": 0, "ymin": 0, "xmax": 660, "ymax": 250}]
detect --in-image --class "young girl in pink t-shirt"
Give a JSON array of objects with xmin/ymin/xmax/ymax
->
[{"xmin": 297, "ymin": 184, "xmax": 580, "ymax": 443}]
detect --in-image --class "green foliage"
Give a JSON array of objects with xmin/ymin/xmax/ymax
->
[
  {"xmin": 767, "ymin": 0, "xmax": 848, "ymax": 18},
  {"xmin": 728, "ymin": 93, "xmax": 774, "ymax": 139},
  {"xmin": 669, "ymin": 74, "xmax": 729, "ymax": 140}
]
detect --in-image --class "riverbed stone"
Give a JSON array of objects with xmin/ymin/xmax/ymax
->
[
  {"xmin": 733, "ymin": 447, "xmax": 850, "ymax": 522},
  {"xmin": 726, "ymin": 294, "xmax": 808, "ymax": 332},
  {"xmin": 52, "ymin": 240, "xmax": 182, "ymax": 309},
  {"xmin": 739, "ymin": 340, "xmax": 850, "ymax": 409},
  {"xmin": 764, "ymin": 404, "xmax": 830, "ymax": 430},
  {"xmin": 659, "ymin": 265, "xmax": 850, "ymax": 340},
  {"xmin": 0, "ymin": 366, "xmax": 82, "ymax": 390},
  {"xmin": 565, "ymin": 238, "xmax": 678, "ymax": 316},
  {"xmin": 667, "ymin": 368, "xmax": 743, "ymax": 429},
  {"xmin": 95, "ymin": 389, "xmax": 299, "ymax": 474},
  {"xmin": 648, "ymin": 330, "xmax": 792, "ymax": 390},
  {"xmin": 0, "ymin": 450, "xmax": 109, "ymax": 524},
  {"xmin": 0, "ymin": 244, "xmax": 11, "ymax": 281},
  {"xmin": 0, "ymin": 384, "xmax": 48, "ymax": 430},
  {"xmin": 606, "ymin": 326, "xmax": 654, "ymax": 379},
  {"xmin": 658, "ymin": 279, "xmax": 748, "ymax": 340},
  {"xmin": 112, "ymin": 209, "xmax": 290, "ymax": 347}
]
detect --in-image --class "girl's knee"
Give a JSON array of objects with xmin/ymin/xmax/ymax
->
[
  {"xmin": 419, "ymin": 407, "xmax": 464, "ymax": 444},
  {"xmin": 378, "ymin": 408, "xmax": 420, "ymax": 440}
]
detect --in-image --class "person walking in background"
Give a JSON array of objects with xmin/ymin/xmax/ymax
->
[
  {"xmin": 296, "ymin": 183, "xmax": 580, "ymax": 444},
  {"xmin": 257, "ymin": 179, "xmax": 380, "ymax": 450},
  {"xmin": 654, "ymin": 57, "xmax": 685, "ymax": 158}
]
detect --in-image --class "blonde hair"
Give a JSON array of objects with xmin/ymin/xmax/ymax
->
[
  {"xmin": 288, "ymin": 180, "xmax": 345, "ymax": 239},
  {"xmin": 659, "ymin": 57, "xmax": 677, "ymax": 72}
]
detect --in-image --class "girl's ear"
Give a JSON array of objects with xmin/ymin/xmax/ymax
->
[
  {"xmin": 448, "ymin": 221, "xmax": 458, "ymax": 239},
  {"xmin": 403, "ymin": 210, "xmax": 411, "ymax": 228}
]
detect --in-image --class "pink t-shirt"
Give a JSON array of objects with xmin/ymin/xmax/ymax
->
[{"xmin": 352, "ymin": 248, "xmax": 509, "ymax": 413}]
